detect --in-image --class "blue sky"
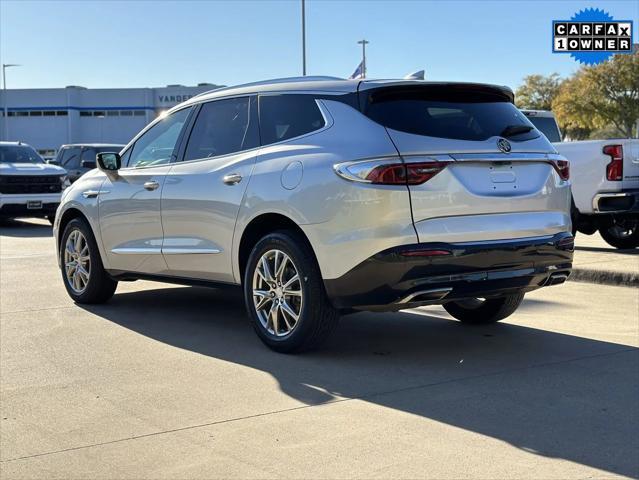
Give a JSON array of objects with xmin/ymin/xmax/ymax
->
[{"xmin": 0, "ymin": 0, "xmax": 637, "ymax": 91}]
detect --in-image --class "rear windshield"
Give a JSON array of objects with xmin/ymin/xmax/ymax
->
[
  {"xmin": 526, "ymin": 116, "xmax": 562, "ymax": 143},
  {"xmin": 362, "ymin": 86, "xmax": 538, "ymax": 142},
  {"xmin": 0, "ymin": 145, "xmax": 44, "ymax": 164}
]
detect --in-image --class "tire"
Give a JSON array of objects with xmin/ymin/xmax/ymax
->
[
  {"xmin": 444, "ymin": 292, "xmax": 525, "ymax": 325},
  {"xmin": 599, "ymin": 221, "xmax": 639, "ymax": 249},
  {"xmin": 243, "ymin": 230, "xmax": 339, "ymax": 353},
  {"xmin": 60, "ymin": 217, "xmax": 117, "ymax": 303}
]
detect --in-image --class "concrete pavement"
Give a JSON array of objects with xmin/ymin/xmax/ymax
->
[
  {"xmin": 1, "ymin": 219, "xmax": 638, "ymax": 479},
  {"xmin": 572, "ymin": 232, "xmax": 639, "ymax": 286}
]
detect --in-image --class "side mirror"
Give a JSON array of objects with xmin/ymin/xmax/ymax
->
[
  {"xmin": 96, "ymin": 152, "xmax": 121, "ymax": 171},
  {"xmin": 81, "ymin": 159, "xmax": 96, "ymax": 169}
]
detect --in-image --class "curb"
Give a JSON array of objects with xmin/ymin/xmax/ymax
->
[{"xmin": 569, "ymin": 267, "xmax": 639, "ymax": 287}]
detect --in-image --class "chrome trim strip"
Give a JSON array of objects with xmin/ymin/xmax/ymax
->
[
  {"xmin": 111, "ymin": 247, "xmax": 162, "ymax": 255},
  {"xmin": 450, "ymin": 152, "xmax": 556, "ymax": 162},
  {"xmin": 161, "ymin": 248, "xmax": 221, "ymax": 255},
  {"xmin": 592, "ymin": 192, "xmax": 633, "ymax": 213},
  {"xmin": 452, "ymin": 235, "xmax": 554, "ymax": 246}
]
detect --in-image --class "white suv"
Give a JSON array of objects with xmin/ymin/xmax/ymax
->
[
  {"xmin": 1, "ymin": 142, "xmax": 69, "ymax": 223},
  {"xmin": 54, "ymin": 77, "xmax": 574, "ymax": 352}
]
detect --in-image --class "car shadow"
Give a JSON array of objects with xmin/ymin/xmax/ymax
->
[
  {"xmin": 0, "ymin": 218, "xmax": 53, "ymax": 238},
  {"xmin": 80, "ymin": 286, "xmax": 638, "ymax": 478},
  {"xmin": 575, "ymin": 245, "xmax": 638, "ymax": 255}
]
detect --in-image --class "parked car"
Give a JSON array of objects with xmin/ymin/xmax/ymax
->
[
  {"xmin": 0, "ymin": 141, "xmax": 69, "ymax": 223},
  {"xmin": 50, "ymin": 144, "xmax": 125, "ymax": 183},
  {"xmin": 54, "ymin": 77, "xmax": 574, "ymax": 352},
  {"xmin": 523, "ymin": 110, "xmax": 639, "ymax": 249}
]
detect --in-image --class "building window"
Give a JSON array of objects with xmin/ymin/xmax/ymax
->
[
  {"xmin": 134, "ymin": 110, "xmax": 146, "ymax": 116},
  {"xmin": 29, "ymin": 111, "xmax": 43, "ymax": 116},
  {"xmin": 56, "ymin": 111, "xmax": 68, "ymax": 116},
  {"xmin": 80, "ymin": 111, "xmax": 92, "ymax": 117},
  {"xmin": 93, "ymin": 111, "xmax": 105, "ymax": 117},
  {"xmin": 16, "ymin": 112, "xmax": 28, "ymax": 117},
  {"xmin": 43, "ymin": 111, "xmax": 56, "ymax": 116},
  {"xmin": 107, "ymin": 111, "xmax": 119, "ymax": 117},
  {"xmin": 121, "ymin": 111, "xmax": 133, "ymax": 116}
]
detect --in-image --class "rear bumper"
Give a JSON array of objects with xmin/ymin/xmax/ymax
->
[
  {"xmin": 592, "ymin": 189, "xmax": 639, "ymax": 214},
  {"xmin": 324, "ymin": 232, "xmax": 574, "ymax": 311}
]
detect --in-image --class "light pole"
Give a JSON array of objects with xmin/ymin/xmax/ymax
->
[
  {"xmin": 357, "ymin": 39, "xmax": 369, "ymax": 79},
  {"xmin": 301, "ymin": 0, "xmax": 306, "ymax": 75},
  {"xmin": 2, "ymin": 64, "xmax": 21, "ymax": 141}
]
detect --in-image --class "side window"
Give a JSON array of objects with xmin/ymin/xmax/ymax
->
[
  {"xmin": 120, "ymin": 148, "xmax": 132, "ymax": 167},
  {"xmin": 183, "ymin": 97, "xmax": 257, "ymax": 161},
  {"xmin": 258, "ymin": 95, "xmax": 325, "ymax": 146},
  {"xmin": 127, "ymin": 107, "xmax": 191, "ymax": 168},
  {"xmin": 61, "ymin": 147, "xmax": 81, "ymax": 169}
]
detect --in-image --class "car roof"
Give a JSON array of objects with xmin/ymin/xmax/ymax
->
[
  {"xmin": 180, "ymin": 76, "xmax": 514, "ymax": 108},
  {"xmin": 60, "ymin": 143, "xmax": 125, "ymax": 148},
  {"xmin": 0, "ymin": 141, "xmax": 31, "ymax": 146}
]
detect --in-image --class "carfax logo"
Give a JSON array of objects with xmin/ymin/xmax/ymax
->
[{"xmin": 552, "ymin": 8, "xmax": 633, "ymax": 65}]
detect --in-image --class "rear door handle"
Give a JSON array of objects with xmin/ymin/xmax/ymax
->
[
  {"xmin": 223, "ymin": 173, "xmax": 242, "ymax": 185},
  {"xmin": 143, "ymin": 181, "xmax": 160, "ymax": 191}
]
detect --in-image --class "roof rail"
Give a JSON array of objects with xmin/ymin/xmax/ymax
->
[{"xmin": 192, "ymin": 76, "xmax": 346, "ymax": 99}]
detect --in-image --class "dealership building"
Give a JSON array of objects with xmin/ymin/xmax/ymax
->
[{"xmin": 0, "ymin": 84, "xmax": 223, "ymax": 158}]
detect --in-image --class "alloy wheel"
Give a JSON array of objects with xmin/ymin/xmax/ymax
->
[
  {"xmin": 252, "ymin": 249, "xmax": 303, "ymax": 337},
  {"xmin": 64, "ymin": 229, "xmax": 91, "ymax": 294}
]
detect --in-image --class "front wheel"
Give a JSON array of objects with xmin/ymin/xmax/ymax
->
[
  {"xmin": 444, "ymin": 292, "xmax": 525, "ymax": 324},
  {"xmin": 243, "ymin": 231, "xmax": 339, "ymax": 353},
  {"xmin": 60, "ymin": 218, "xmax": 117, "ymax": 303},
  {"xmin": 599, "ymin": 220, "xmax": 639, "ymax": 249}
]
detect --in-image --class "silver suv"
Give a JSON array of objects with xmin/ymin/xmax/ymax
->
[{"xmin": 54, "ymin": 77, "xmax": 574, "ymax": 352}]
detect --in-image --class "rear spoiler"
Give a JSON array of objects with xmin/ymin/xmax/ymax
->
[{"xmin": 358, "ymin": 81, "xmax": 515, "ymax": 104}]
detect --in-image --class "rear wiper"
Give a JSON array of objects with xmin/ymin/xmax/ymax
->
[{"xmin": 500, "ymin": 124, "xmax": 534, "ymax": 137}]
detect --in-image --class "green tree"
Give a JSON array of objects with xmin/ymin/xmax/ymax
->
[
  {"xmin": 515, "ymin": 73, "xmax": 562, "ymax": 111},
  {"xmin": 553, "ymin": 50, "xmax": 639, "ymax": 138}
]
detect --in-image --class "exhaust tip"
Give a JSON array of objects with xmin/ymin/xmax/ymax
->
[
  {"xmin": 546, "ymin": 272, "xmax": 569, "ymax": 286},
  {"xmin": 399, "ymin": 287, "xmax": 452, "ymax": 304}
]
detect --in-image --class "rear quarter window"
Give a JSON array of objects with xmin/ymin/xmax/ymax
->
[
  {"xmin": 362, "ymin": 86, "xmax": 538, "ymax": 142},
  {"xmin": 259, "ymin": 95, "xmax": 325, "ymax": 145}
]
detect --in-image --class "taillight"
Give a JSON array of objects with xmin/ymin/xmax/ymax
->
[
  {"xmin": 550, "ymin": 159, "xmax": 570, "ymax": 181},
  {"xmin": 334, "ymin": 158, "xmax": 450, "ymax": 185},
  {"xmin": 603, "ymin": 144, "xmax": 623, "ymax": 181}
]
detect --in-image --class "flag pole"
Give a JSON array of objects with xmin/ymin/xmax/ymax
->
[
  {"xmin": 357, "ymin": 39, "xmax": 369, "ymax": 79},
  {"xmin": 301, "ymin": 0, "xmax": 307, "ymax": 76}
]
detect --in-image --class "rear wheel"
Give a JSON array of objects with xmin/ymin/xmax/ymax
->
[
  {"xmin": 243, "ymin": 231, "xmax": 339, "ymax": 353},
  {"xmin": 599, "ymin": 220, "xmax": 639, "ymax": 249},
  {"xmin": 444, "ymin": 292, "xmax": 525, "ymax": 324},
  {"xmin": 60, "ymin": 218, "xmax": 117, "ymax": 303}
]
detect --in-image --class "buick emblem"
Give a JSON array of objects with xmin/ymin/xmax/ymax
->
[{"xmin": 497, "ymin": 138, "xmax": 512, "ymax": 153}]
